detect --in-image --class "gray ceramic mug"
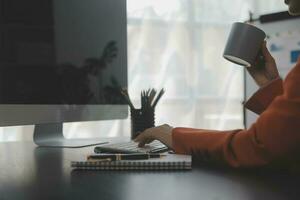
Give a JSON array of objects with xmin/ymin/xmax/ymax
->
[{"xmin": 223, "ymin": 22, "xmax": 266, "ymax": 67}]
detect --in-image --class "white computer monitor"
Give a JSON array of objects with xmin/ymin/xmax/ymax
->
[{"xmin": 0, "ymin": 0, "xmax": 128, "ymax": 147}]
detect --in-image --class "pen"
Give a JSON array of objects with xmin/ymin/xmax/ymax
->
[
  {"xmin": 87, "ymin": 153, "xmax": 166, "ymax": 161},
  {"xmin": 87, "ymin": 158, "xmax": 112, "ymax": 162}
]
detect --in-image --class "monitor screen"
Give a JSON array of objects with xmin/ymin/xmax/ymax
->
[{"xmin": 0, "ymin": 0, "xmax": 128, "ymax": 126}]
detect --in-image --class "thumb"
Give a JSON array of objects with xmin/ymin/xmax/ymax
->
[
  {"xmin": 262, "ymin": 41, "xmax": 279, "ymax": 78},
  {"xmin": 261, "ymin": 41, "xmax": 275, "ymax": 63}
]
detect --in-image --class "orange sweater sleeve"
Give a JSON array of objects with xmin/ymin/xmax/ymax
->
[
  {"xmin": 172, "ymin": 61, "xmax": 300, "ymax": 168},
  {"xmin": 244, "ymin": 78, "xmax": 283, "ymax": 114}
]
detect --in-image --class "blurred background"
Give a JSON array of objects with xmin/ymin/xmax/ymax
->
[{"xmin": 0, "ymin": 0, "xmax": 287, "ymax": 142}]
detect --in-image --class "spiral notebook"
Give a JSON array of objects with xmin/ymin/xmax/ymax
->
[{"xmin": 71, "ymin": 154, "xmax": 192, "ymax": 171}]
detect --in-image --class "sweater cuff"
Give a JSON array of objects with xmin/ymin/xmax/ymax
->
[
  {"xmin": 172, "ymin": 127, "xmax": 224, "ymax": 155},
  {"xmin": 172, "ymin": 127, "xmax": 243, "ymax": 166},
  {"xmin": 172, "ymin": 127, "xmax": 193, "ymax": 154},
  {"xmin": 244, "ymin": 78, "xmax": 283, "ymax": 115}
]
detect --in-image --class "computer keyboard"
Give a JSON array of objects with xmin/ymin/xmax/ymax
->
[{"xmin": 94, "ymin": 140, "xmax": 168, "ymax": 154}]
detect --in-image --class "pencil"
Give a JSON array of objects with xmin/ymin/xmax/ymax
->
[
  {"xmin": 152, "ymin": 88, "xmax": 165, "ymax": 108},
  {"xmin": 121, "ymin": 88, "xmax": 135, "ymax": 110}
]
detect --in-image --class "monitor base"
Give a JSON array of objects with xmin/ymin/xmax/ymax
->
[{"xmin": 33, "ymin": 123, "xmax": 108, "ymax": 148}]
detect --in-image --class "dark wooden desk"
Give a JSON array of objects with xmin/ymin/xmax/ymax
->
[{"xmin": 0, "ymin": 140, "xmax": 299, "ymax": 200}]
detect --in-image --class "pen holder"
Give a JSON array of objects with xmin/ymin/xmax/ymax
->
[{"xmin": 130, "ymin": 107, "xmax": 155, "ymax": 140}]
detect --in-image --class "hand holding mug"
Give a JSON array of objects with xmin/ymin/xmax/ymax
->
[
  {"xmin": 247, "ymin": 41, "xmax": 279, "ymax": 87},
  {"xmin": 223, "ymin": 22, "xmax": 279, "ymax": 87}
]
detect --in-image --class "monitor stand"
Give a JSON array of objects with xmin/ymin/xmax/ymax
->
[{"xmin": 33, "ymin": 123, "xmax": 108, "ymax": 148}]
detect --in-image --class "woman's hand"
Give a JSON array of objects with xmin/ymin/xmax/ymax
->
[
  {"xmin": 247, "ymin": 41, "xmax": 280, "ymax": 87},
  {"xmin": 134, "ymin": 124, "xmax": 174, "ymax": 149}
]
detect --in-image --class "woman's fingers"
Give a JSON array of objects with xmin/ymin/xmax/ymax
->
[
  {"xmin": 262, "ymin": 41, "xmax": 279, "ymax": 79},
  {"xmin": 139, "ymin": 138, "xmax": 155, "ymax": 147},
  {"xmin": 262, "ymin": 41, "xmax": 274, "ymax": 62},
  {"xmin": 246, "ymin": 41, "xmax": 279, "ymax": 87},
  {"xmin": 133, "ymin": 124, "xmax": 174, "ymax": 149},
  {"xmin": 134, "ymin": 129, "xmax": 154, "ymax": 147}
]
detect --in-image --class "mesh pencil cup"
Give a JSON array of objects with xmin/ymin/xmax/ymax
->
[{"xmin": 130, "ymin": 108, "xmax": 155, "ymax": 140}]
